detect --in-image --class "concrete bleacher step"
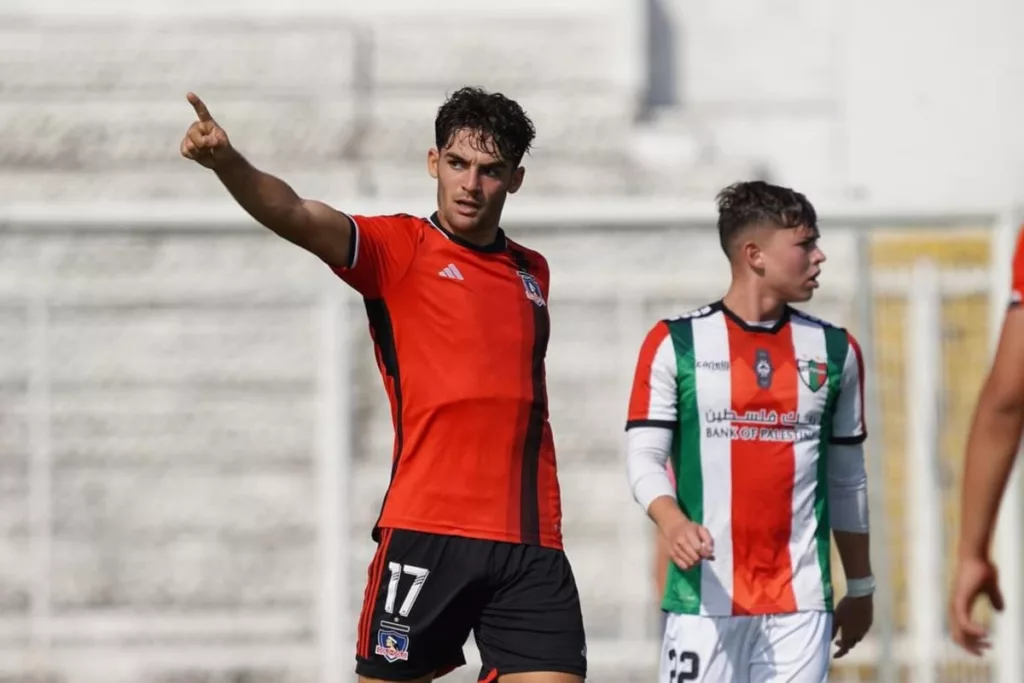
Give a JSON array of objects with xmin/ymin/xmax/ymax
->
[
  {"xmin": 0, "ymin": 393, "xmax": 28, "ymax": 466},
  {"xmin": 0, "ymin": 167, "xmax": 363, "ymax": 203},
  {"xmin": 368, "ymin": 18, "xmax": 626, "ymax": 90},
  {"xmin": 0, "ymin": 18, "xmax": 359, "ymax": 96},
  {"xmin": 53, "ymin": 470, "xmax": 314, "ymax": 539},
  {"xmin": 51, "ymin": 535, "xmax": 313, "ymax": 609},
  {"xmin": 47, "ymin": 306, "xmax": 315, "ymax": 384},
  {"xmin": 0, "ymin": 16, "xmax": 638, "ymax": 190},
  {"xmin": 49, "ymin": 392, "xmax": 314, "ymax": 468},
  {"xmin": 0, "ymin": 100, "xmax": 359, "ymax": 171},
  {"xmin": 0, "ymin": 475, "xmax": 28, "ymax": 538},
  {"xmin": 0, "ymin": 305, "xmax": 28, "ymax": 380},
  {"xmin": 0, "ymin": 230, "xmax": 325, "ymax": 299},
  {"xmin": 0, "ymin": 537, "xmax": 30, "ymax": 611}
]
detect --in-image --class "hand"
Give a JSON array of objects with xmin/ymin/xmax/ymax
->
[
  {"xmin": 661, "ymin": 519, "xmax": 714, "ymax": 571},
  {"xmin": 180, "ymin": 92, "xmax": 235, "ymax": 169},
  {"xmin": 949, "ymin": 555, "xmax": 1003, "ymax": 655},
  {"xmin": 832, "ymin": 594, "xmax": 873, "ymax": 659}
]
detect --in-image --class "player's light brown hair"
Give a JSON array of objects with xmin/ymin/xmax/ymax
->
[{"xmin": 716, "ymin": 180, "xmax": 818, "ymax": 257}]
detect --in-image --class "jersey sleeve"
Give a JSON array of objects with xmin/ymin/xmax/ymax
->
[
  {"xmin": 1011, "ymin": 225, "xmax": 1024, "ymax": 307},
  {"xmin": 830, "ymin": 332, "xmax": 867, "ymax": 445},
  {"xmin": 535, "ymin": 254, "xmax": 551, "ymax": 299},
  {"xmin": 626, "ymin": 321, "xmax": 678, "ymax": 431},
  {"xmin": 330, "ymin": 214, "xmax": 423, "ymax": 298}
]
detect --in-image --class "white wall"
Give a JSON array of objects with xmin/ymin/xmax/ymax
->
[
  {"xmin": 11, "ymin": 0, "xmax": 1024, "ymax": 207},
  {"xmin": 843, "ymin": 0, "xmax": 1024, "ymax": 207},
  {"xmin": 648, "ymin": 0, "xmax": 845, "ymax": 199},
  {"xmin": 9, "ymin": 0, "xmax": 619, "ymax": 17},
  {"xmin": 648, "ymin": 0, "xmax": 1024, "ymax": 207}
]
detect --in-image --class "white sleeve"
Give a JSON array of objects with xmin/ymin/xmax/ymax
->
[
  {"xmin": 627, "ymin": 427, "xmax": 676, "ymax": 511},
  {"xmin": 828, "ymin": 442, "xmax": 869, "ymax": 533},
  {"xmin": 831, "ymin": 333, "xmax": 867, "ymax": 445},
  {"xmin": 626, "ymin": 321, "xmax": 678, "ymax": 429},
  {"xmin": 625, "ymin": 321, "xmax": 679, "ymax": 511}
]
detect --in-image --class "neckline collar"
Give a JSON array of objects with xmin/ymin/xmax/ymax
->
[
  {"xmin": 716, "ymin": 299, "xmax": 792, "ymax": 334},
  {"xmin": 428, "ymin": 211, "xmax": 507, "ymax": 253}
]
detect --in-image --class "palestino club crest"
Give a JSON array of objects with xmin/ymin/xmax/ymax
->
[
  {"xmin": 517, "ymin": 271, "xmax": 546, "ymax": 307},
  {"xmin": 798, "ymin": 358, "xmax": 828, "ymax": 393}
]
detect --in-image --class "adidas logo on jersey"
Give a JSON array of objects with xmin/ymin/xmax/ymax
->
[{"xmin": 438, "ymin": 264, "xmax": 464, "ymax": 281}]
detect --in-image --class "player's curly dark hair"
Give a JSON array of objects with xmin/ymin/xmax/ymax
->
[
  {"xmin": 435, "ymin": 86, "xmax": 536, "ymax": 167},
  {"xmin": 715, "ymin": 180, "xmax": 818, "ymax": 256}
]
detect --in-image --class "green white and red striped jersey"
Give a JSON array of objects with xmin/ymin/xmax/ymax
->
[{"xmin": 626, "ymin": 301, "xmax": 866, "ymax": 616}]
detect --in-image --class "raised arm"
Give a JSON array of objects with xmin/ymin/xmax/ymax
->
[{"xmin": 179, "ymin": 92, "xmax": 353, "ymax": 268}]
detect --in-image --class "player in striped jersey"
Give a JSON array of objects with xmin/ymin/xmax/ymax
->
[
  {"xmin": 949, "ymin": 225, "xmax": 1024, "ymax": 655},
  {"xmin": 626, "ymin": 181, "xmax": 875, "ymax": 682}
]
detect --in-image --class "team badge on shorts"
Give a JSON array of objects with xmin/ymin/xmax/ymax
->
[
  {"xmin": 798, "ymin": 358, "xmax": 828, "ymax": 393},
  {"xmin": 518, "ymin": 271, "xmax": 546, "ymax": 307},
  {"xmin": 375, "ymin": 626, "xmax": 410, "ymax": 663}
]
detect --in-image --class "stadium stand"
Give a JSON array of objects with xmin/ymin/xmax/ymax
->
[{"xmin": 5, "ymin": 4, "xmax": 1007, "ymax": 682}]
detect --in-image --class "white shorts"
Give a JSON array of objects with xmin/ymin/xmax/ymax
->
[{"xmin": 660, "ymin": 611, "xmax": 833, "ymax": 683}]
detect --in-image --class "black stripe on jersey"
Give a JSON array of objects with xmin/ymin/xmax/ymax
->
[
  {"xmin": 625, "ymin": 419, "xmax": 677, "ymax": 431},
  {"xmin": 511, "ymin": 248, "xmax": 547, "ymax": 546},
  {"xmin": 364, "ymin": 298, "xmax": 404, "ymax": 543},
  {"xmin": 718, "ymin": 299, "xmax": 792, "ymax": 334},
  {"xmin": 830, "ymin": 433, "xmax": 867, "ymax": 446}
]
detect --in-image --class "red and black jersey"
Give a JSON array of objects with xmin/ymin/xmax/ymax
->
[
  {"xmin": 1012, "ymin": 226, "xmax": 1024, "ymax": 307},
  {"xmin": 333, "ymin": 212, "xmax": 563, "ymax": 550}
]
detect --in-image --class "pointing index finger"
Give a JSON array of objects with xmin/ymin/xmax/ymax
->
[{"xmin": 187, "ymin": 92, "xmax": 213, "ymax": 122}]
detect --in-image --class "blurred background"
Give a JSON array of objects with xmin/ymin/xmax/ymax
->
[{"xmin": 3, "ymin": 0, "xmax": 1024, "ymax": 681}]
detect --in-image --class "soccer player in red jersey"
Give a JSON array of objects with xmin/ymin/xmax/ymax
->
[
  {"xmin": 949, "ymin": 226, "xmax": 1024, "ymax": 655},
  {"xmin": 180, "ymin": 87, "xmax": 586, "ymax": 683}
]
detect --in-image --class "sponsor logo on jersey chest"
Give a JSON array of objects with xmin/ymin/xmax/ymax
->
[
  {"xmin": 754, "ymin": 349, "xmax": 773, "ymax": 389},
  {"xmin": 696, "ymin": 360, "xmax": 730, "ymax": 371}
]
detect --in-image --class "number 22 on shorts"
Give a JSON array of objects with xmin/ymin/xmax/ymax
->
[{"xmin": 667, "ymin": 648, "xmax": 700, "ymax": 682}]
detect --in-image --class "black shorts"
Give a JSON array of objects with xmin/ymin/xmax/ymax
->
[{"xmin": 354, "ymin": 528, "xmax": 587, "ymax": 681}]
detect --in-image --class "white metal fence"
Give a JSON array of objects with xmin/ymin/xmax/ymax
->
[{"xmin": 0, "ymin": 200, "xmax": 1021, "ymax": 683}]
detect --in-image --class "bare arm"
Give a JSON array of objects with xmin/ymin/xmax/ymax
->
[
  {"xmin": 958, "ymin": 307, "xmax": 1024, "ymax": 560},
  {"xmin": 833, "ymin": 530, "xmax": 872, "ymax": 580},
  {"xmin": 213, "ymin": 156, "xmax": 353, "ymax": 267},
  {"xmin": 832, "ymin": 528, "xmax": 874, "ymax": 658},
  {"xmin": 653, "ymin": 525, "xmax": 670, "ymax": 599},
  {"xmin": 648, "ymin": 495, "xmax": 690, "ymax": 533},
  {"xmin": 180, "ymin": 92, "xmax": 352, "ymax": 268}
]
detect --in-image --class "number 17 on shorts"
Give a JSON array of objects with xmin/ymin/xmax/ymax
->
[{"xmin": 374, "ymin": 562, "xmax": 429, "ymax": 662}]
